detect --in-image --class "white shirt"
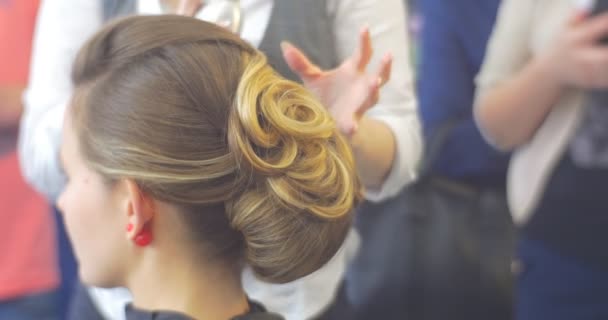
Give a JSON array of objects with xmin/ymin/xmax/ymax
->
[
  {"xmin": 474, "ymin": 0, "xmax": 587, "ymax": 224},
  {"xmin": 22, "ymin": 0, "xmax": 419, "ymax": 319}
]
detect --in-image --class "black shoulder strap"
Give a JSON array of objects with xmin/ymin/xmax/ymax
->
[{"xmin": 417, "ymin": 117, "xmax": 464, "ymax": 180}]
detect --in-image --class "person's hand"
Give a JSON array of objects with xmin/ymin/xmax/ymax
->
[
  {"xmin": 281, "ymin": 27, "xmax": 392, "ymax": 137},
  {"xmin": 545, "ymin": 11, "xmax": 608, "ymax": 89}
]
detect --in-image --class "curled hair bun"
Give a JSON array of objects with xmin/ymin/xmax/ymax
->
[{"xmin": 226, "ymin": 53, "xmax": 361, "ymax": 283}]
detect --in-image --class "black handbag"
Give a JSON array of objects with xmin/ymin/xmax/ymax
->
[{"xmin": 346, "ymin": 119, "xmax": 516, "ymax": 320}]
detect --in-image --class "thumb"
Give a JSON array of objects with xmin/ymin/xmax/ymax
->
[{"xmin": 281, "ymin": 41, "xmax": 322, "ymax": 79}]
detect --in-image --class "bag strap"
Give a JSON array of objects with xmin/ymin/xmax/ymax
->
[{"xmin": 417, "ymin": 117, "xmax": 464, "ymax": 180}]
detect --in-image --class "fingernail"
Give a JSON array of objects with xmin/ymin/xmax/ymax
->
[{"xmin": 126, "ymin": 223, "xmax": 133, "ymax": 232}]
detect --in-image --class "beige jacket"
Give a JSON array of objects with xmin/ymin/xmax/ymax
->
[{"xmin": 475, "ymin": 0, "xmax": 590, "ymax": 224}]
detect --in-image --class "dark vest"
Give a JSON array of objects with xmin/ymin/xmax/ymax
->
[{"xmin": 102, "ymin": 0, "xmax": 339, "ymax": 81}]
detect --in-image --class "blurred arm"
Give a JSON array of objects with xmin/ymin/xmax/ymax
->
[
  {"xmin": 474, "ymin": 0, "xmax": 560, "ymax": 151},
  {"xmin": 20, "ymin": 0, "xmax": 103, "ymax": 199}
]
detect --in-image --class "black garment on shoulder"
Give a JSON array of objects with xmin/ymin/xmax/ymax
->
[{"xmin": 125, "ymin": 301, "xmax": 284, "ymax": 320}]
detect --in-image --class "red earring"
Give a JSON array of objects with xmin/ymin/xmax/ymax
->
[
  {"xmin": 134, "ymin": 229, "xmax": 153, "ymax": 247},
  {"xmin": 127, "ymin": 223, "xmax": 152, "ymax": 247}
]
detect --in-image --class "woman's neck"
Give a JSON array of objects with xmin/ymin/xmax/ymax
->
[{"xmin": 126, "ymin": 249, "xmax": 249, "ymax": 320}]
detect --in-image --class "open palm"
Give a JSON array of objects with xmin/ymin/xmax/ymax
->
[{"xmin": 281, "ymin": 27, "xmax": 392, "ymax": 136}]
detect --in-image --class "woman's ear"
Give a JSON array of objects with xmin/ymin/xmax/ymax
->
[{"xmin": 123, "ymin": 179, "xmax": 155, "ymax": 241}]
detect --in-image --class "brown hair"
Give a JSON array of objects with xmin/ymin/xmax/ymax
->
[{"xmin": 70, "ymin": 15, "xmax": 361, "ymax": 283}]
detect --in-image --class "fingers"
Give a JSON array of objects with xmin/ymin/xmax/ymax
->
[
  {"xmin": 584, "ymin": 46, "xmax": 608, "ymax": 63},
  {"xmin": 333, "ymin": 77, "xmax": 380, "ymax": 137},
  {"xmin": 339, "ymin": 119, "xmax": 357, "ymax": 137},
  {"xmin": 281, "ymin": 41, "xmax": 322, "ymax": 79},
  {"xmin": 352, "ymin": 27, "xmax": 392, "ymax": 84},
  {"xmin": 354, "ymin": 26, "xmax": 373, "ymax": 71},
  {"xmin": 376, "ymin": 53, "xmax": 393, "ymax": 87},
  {"xmin": 582, "ymin": 47, "xmax": 608, "ymax": 87},
  {"xmin": 343, "ymin": 79, "xmax": 380, "ymax": 136},
  {"xmin": 363, "ymin": 78, "xmax": 381, "ymax": 114},
  {"xmin": 575, "ymin": 12, "xmax": 608, "ymax": 44},
  {"xmin": 355, "ymin": 52, "xmax": 389, "ymax": 121}
]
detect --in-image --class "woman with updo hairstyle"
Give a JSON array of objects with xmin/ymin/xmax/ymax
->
[{"xmin": 57, "ymin": 15, "xmax": 360, "ymax": 320}]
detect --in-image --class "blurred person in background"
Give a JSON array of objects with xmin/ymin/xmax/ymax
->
[
  {"xmin": 21, "ymin": 0, "xmax": 420, "ymax": 319},
  {"xmin": 475, "ymin": 0, "xmax": 608, "ymax": 319},
  {"xmin": 413, "ymin": 0, "xmax": 515, "ymax": 318},
  {"xmin": 0, "ymin": 0, "xmax": 60, "ymax": 319}
]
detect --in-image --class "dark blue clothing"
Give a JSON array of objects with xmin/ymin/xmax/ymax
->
[
  {"xmin": 125, "ymin": 301, "xmax": 282, "ymax": 320},
  {"xmin": 418, "ymin": 0, "xmax": 509, "ymax": 187},
  {"xmin": 67, "ymin": 283, "xmax": 282, "ymax": 320},
  {"xmin": 524, "ymin": 154, "xmax": 608, "ymax": 271},
  {"xmin": 53, "ymin": 207, "xmax": 79, "ymax": 319},
  {"xmin": 67, "ymin": 284, "xmax": 104, "ymax": 320},
  {"xmin": 0, "ymin": 290, "xmax": 59, "ymax": 320},
  {"xmin": 516, "ymin": 237, "xmax": 608, "ymax": 320}
]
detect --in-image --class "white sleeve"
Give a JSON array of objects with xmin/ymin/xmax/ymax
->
[
  {"xmin": 20, "ymin": 0, "xmax": 103, "ymax": 200},
  {"xmin": 88, "ymin": 287, "xmax": 133, "ymax": 320},
  {"xmin": 329, "ymin": 0, "xmax": 422, "ymax": 202}
]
